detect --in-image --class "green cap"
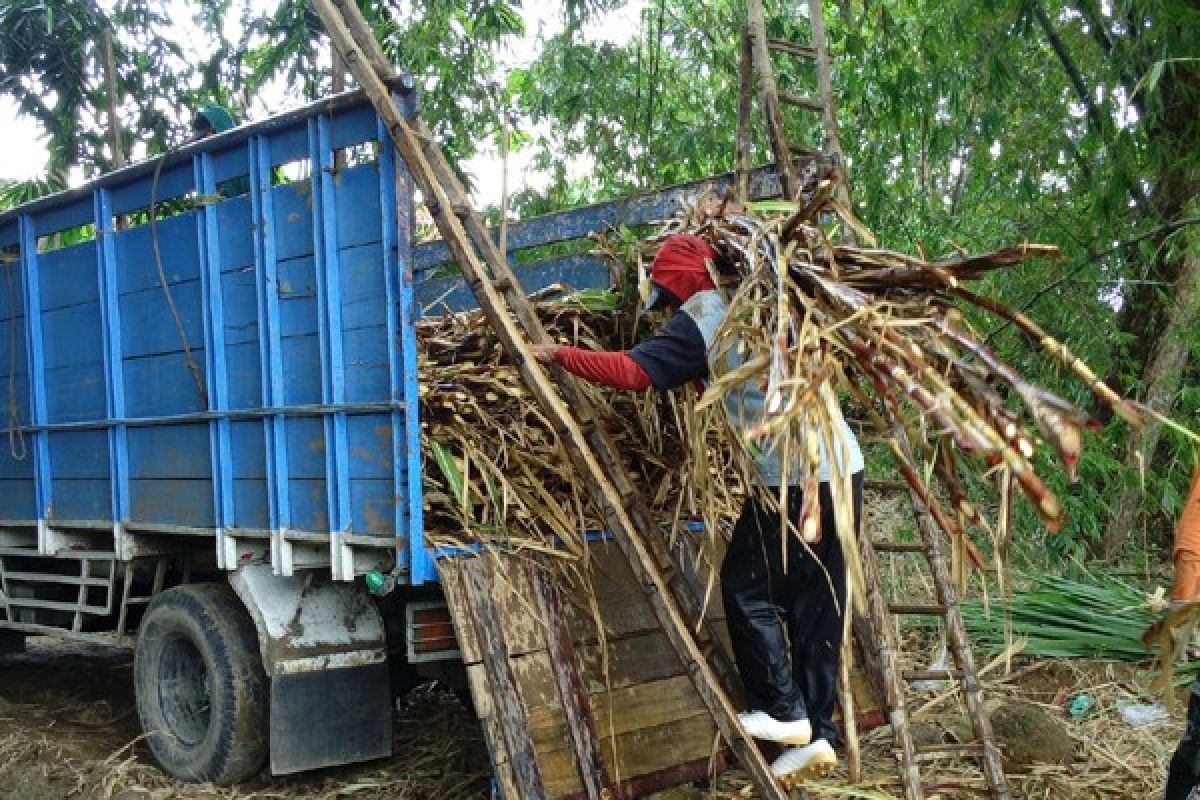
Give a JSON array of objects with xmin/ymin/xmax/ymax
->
[{"xmin": 192, "ymin": 105, "xmax": 237, "ymax": 136}]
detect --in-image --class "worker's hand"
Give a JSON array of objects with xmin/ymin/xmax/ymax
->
[{"xmin": 530, "ymin": 344, "xmax": 560, "ymax": 364}]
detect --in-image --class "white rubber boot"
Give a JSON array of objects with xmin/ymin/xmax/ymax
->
[
  {"xmin": 737, "ymin": 710, "xmax": 812, "ymax": 746},
  {"xmin": 771, "ymin": 738, "xmax": 837, "ymax": 784}
]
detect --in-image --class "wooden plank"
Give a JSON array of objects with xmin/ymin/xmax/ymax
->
[
  {"xmin": 465, "ymin": 663, "xmax": 509, "ymax": 765},
  {"xmin": 459, "ymin": 559, "xmax": 547, "ymax": 798},
  {"xmin": 435, "ymin": 560, "xmax": 482, "ymax": 664},
  {"xmin": 532, "ymin": 565, "xmax": 609, "ymax": 799},
  {"xmin": 575, "ymin": 630, "xmax": 690, "ymax": 694},
  {"xmin": 539, "ymin": 712, "xmax": 720, "ymax": 798},
  {"xmin": 529, "ymin": 674, "xmax": 706, "ymax": 746}
]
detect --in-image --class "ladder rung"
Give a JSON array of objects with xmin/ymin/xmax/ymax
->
[
  {"xmin": 767, "ymin": 38, "xmax": 817, "ymax": 59},
  {"xmin": 872, "ymin": 541, "xmax": 926, "ymax": 553},
  {"xmin": 888, "ymin": 603, "xmax": 946, "ymax": 616},
  {"xmin": 903, "ymin": 669, "xmax": 964, "ymax": 682},
  {"xmin": 779, "ymin": 91, "xmax": 824, "ymax": 112}
]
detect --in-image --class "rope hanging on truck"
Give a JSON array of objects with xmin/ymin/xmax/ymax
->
[{"xmin": 149, "ymin": 148, "xmax": 208, "ymax": 408}]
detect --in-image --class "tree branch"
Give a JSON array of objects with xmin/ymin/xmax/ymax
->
[
  {"xmin": 985, "ymin": 215, "xmax": 1200, "ymax": 343},
  {"xmin": 1032, "ymin": 1, "xmax": 1152, "ymax": 214}
]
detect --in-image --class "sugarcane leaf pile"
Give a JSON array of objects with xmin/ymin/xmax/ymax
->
[{"xmin": 418, "ymin": 286, "xmax": 746, "ymax": 558}]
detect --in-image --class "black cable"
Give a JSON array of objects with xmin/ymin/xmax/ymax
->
[{"xmin": 148, "ymin": 145, "xmax": 208, "ymax": 407}]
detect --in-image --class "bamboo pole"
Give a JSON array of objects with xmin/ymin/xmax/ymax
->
[
  {"xmin": 100, "ymin": 28, "xmax": 126, "ymax": 170},
  {"xmin": 310, "ymin": 4, "xmax": 788, "ymax": 797},
  {"xmin": 499, "ymin": 109, "xmax": 511, "ymax": 256},
  {"xmin": 808, "ymin": 0, "xmax": 856, "ymax": 240},
  {"xmin": 839, "ymin": 611, "xmax": 861, "ymax": 782},
  {"xmin": 883, "ymin": 402, "xmax": 1011, "ymax": 800},
  {"xmin": 734, "ymin": 27, "xmax": 754, "ymax": 202},
  {"xmin": 745, "ymin": 0, "xmax": 798, "ymax": 200}
]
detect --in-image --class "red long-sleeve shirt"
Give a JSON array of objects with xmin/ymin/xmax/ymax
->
[{"xmin": 553, "ymin": 346, "xmax": 653, "ymax": 391}]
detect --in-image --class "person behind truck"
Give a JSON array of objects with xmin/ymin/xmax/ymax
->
[
  {"xmin": 531, "ymin": 232, "xmax": 864, "ymax": 783},
  {"xmin": 1165, "ymin": 464, "xmax": 1200, "ymax": 799},
  {"xmin": 189, "ymin": 104, "xmax": 250, "ymax": 199},
  {"xmin": 190, "ymin": 104, "xmax": 237, "ymax": 141}
]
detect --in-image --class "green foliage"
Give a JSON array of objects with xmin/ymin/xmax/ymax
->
[{"xmin": 961, "ymin": 572, "xmax": 1199, "ymax": 680}]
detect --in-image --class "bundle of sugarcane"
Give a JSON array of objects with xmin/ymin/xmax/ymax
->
[
  {"xmin": 418, "ymin": 287, "xmax": 748, "ymax": 557},
  {"xmin": 620, "ymin": 191, "xmax": 1191, "ymax": 602}
]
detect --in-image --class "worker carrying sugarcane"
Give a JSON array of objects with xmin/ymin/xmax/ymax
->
[{"xmin": 532, "ymin": 232, "xmax": 864, "ymax": 783}]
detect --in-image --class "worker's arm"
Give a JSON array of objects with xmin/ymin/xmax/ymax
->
[
  {"xmin": 532, "ymin": 312, "xmax": 708, "ymax": 392},
  {"xmin": 529, "ymin": 344, "xmax": 654, "ymax": 390}
]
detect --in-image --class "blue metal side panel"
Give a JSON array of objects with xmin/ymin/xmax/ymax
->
[
  {"xmin": 0, "ymin": 97, "xmax": 426, "ymax": 577},
  {"xmin": 18, "ymin": 217, "xmax": 52, "ymax": 522},
  {"xmin": 0, "ymin": 237, "xmax": 36, "ymax": 519},
  {"xmin": 416, "ymin": 253, "xmax": 612, "ymax": 313},
  {"xmin": 214, "ymin": 187, "xmax": 266, "ymax": 531},
  {"xmin": 196, "ymin": 153, "xmax": 234, "ymax": 536},
  {"xmin": 31, "ymin": 197, "xmax": 91, "ymax": 240},
  {"xmin": 37, "ymin": 231, "xmax": 111, "ymax": 520},
  {"xmin": 311, "ymin": 116, "xmax": 352, "ymax": 547},
  {"xmin": 110, "ymin": 160, "xmax": 194, "ymax": 216},
  {"xmin": 377, "ymin": 123, "xmax": 410, "ymax": 569},
  {"xmin": 250, "ymin": 136, "xmax": 292, "ymax": 541},
  {"xmin": 95, "ymin": 189, "xmax": 130, "ymax": 528},
  {"xmin": 378, "ymin": 102, "xmax": 427, "ymax": 582}
]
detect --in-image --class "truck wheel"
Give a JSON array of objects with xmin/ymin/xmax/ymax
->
[
  {"xmin": 0, "ymin": 630, "xmax": 25, "ymax": 656},
  {"xmin": 134, "ymin": 583, "xmax": 267, "ymax": 784}
]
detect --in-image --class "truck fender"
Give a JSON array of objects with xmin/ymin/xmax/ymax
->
[{"xmin": 228, "ymin": 565, "xmax": 392, "ymax": 775}]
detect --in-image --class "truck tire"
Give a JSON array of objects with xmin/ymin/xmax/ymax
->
[
  {"xmin": 0, "ymin": 629, "xmax": 25, "ymax": 656},
  {"xmin": 134, "ymin": 583, "xmax": 267, "ymax": 784}
]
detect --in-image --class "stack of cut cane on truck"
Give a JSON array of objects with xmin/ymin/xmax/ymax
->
[{"xmin": 418, "ymin": 184, "xmax": 1183, "ymax": 797}]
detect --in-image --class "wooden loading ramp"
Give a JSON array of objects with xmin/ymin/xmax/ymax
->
[{"xmin": 437, "ymin": 537, "xmax": 883, "ymax": 798}]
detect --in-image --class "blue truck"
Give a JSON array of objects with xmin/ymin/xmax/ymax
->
[{"xmin": 0, "ymin": 88, "xmax": 781, "ymax": 785}]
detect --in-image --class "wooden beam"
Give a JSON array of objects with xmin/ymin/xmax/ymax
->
[
  {"xmin": 531, "ymin": 564, "xmax": 609, "ymax": 800},
  {"xmin": 460, "ymin": 560, "xmax": 547, "ymax": 798},
  {"xmin": 780, "ymin": 91, "xmax": 824, "ymax": 112},
  {"xmin": 808, "ymin": 0, "xmax": 857, "ymax": 235}
]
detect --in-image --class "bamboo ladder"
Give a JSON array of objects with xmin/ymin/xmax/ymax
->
[
  {"xmin": 310, "ymin": 2, "xmax": 794, "ymax": 798},
  {"xmin": 740, "ymin": 3, "xmax": 1011, "ymax": 798}
]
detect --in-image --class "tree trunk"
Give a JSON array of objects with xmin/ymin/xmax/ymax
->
[
  {"xmin": 1103, "ymin": 241, "xmax": 1199, "ymax": 557},
  {"xmin": 1098, "ymin": 35, "xmax": 1200, "ymax": 557}
]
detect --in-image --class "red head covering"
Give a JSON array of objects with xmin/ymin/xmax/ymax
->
[{"xmin": 650, "ymin": 233, "xmax": 716, "ymax": 305}]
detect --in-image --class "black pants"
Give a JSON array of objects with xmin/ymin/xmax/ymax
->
[
  {"xmin": 721, "ymin": 472, "xmax": 863, "ymax": 747},
  {"xmin": 1166, "ymin": 687, "xmax": 1200, "ymax": 800}
]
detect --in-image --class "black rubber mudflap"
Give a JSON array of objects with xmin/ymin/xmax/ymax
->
[{"xmin": 269, "ymin": 661, "xmax": 392, "ymax": 774}]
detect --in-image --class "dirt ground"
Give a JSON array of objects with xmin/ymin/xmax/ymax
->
[
  {"xmin": 0, "ymin": 637, "xmax": 492, "ymax": 800},
  {"xmin": 0, "ymin": 634, "xmax": 1187, "ymax": 799}
]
